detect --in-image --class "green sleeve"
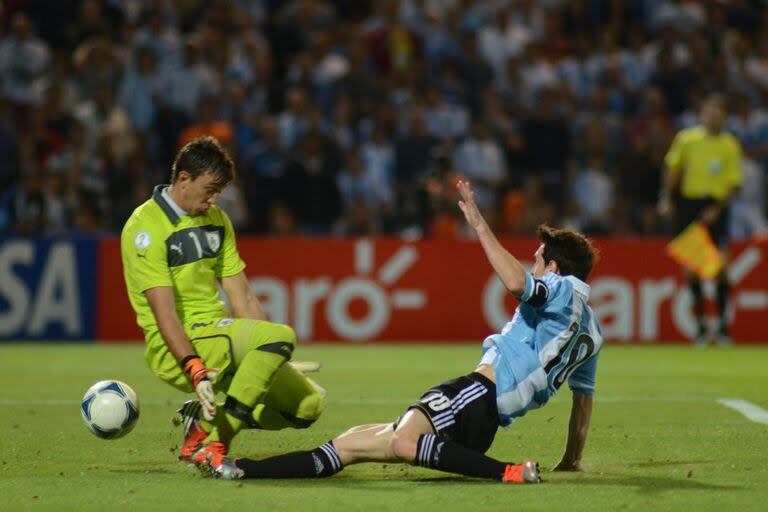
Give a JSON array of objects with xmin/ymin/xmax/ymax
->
[
  {"xmin": 121, "ymin": 220, "xmax": 172, "ymax": 292},
  {"xmin": 215, "ymin": 210, "xmax": 246, "ymax": 278}
]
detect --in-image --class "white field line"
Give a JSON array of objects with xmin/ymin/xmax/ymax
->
[
  {"xmin": 716, "ymin": 398, "xmax": 768, "ymax": 425},
  {"xmin": 0, "ymin": 396, "xmax": 713, "ymax": 407}
]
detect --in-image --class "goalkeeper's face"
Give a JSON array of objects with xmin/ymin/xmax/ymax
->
[{"xmin": 181, "ymin": 171, "xmax": 225, "ymax": 215}]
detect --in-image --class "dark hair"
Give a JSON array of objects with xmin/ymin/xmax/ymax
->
[
  {"xmin": 171, "ymin": 136, "xmax": 235, "ymax": 186},
  {"xmin": 536, "ymin": 224, "xmax": 598, "ymax": 282}
]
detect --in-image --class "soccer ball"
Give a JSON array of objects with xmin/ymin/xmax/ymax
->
[{"xmin": 81, "ymin": 380, "xmax": 140, "ymax": 439}]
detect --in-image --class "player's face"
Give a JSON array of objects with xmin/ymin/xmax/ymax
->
[
  {"xmin": 531, "ymin": 244, "xmax": 557, "ymax": 278},
  {"xmin": 179, "ymin": 171, "xmax": 224, "ymax": 215},
  {"xmin": 531, "ymin": 244, "xmax": 547, "ymax": 278},
  {"xmin": 701, "ymin": 102, "xmax": 726, "ymax": 132}
]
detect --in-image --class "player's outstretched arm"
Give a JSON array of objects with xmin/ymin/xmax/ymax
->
[
  {"xmin": 658, "ymin": 165, "xmax": 681, "ymax": 217},
  {"xmin": 553, "ymin": 390, "xmax": 593, "ymax": 472},
  {"xmin": 457, "ymin": 180, "xmax": 527, "ymax": 296},
  {"xmin": 659, "ymin": 130, "xmax": 685, "ymax": 217},
  {"xmin": 220, "ymin": 271, "xmax": 267, "ymax": 321},
  {"xmin": 145, "ymin": 286, "xmax": 217, "ymax": 420}
]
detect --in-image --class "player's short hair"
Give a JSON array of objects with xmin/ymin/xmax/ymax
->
[
  {"xmin": 536, "ymin": 224, "xmax": 598, "ymax": 282},
  {"xmin": 171, "ymin": 136, "xmax": 235, "ymax": 187}
]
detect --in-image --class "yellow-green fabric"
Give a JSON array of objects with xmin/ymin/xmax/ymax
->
[
  {"xmin": 121, "ymin": 186, "xmax": 245, "ymax": 361},
  {"xmin": 145, "ymin": 317, "xmax": 295, "ymax": 393},
  {"xmin": 664, "ymin": 125, "xmax": 743, "ymax": 200},
  {"xmin": 146, "ymin": 316, "xmax": 323, "ymax": 441},
  {"xmin": 251, "ymin": 364, "xmax": 326, "ymax": 429}
]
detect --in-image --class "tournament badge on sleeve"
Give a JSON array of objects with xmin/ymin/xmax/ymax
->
[{"xmin": 665, "ymin": 222, "xmax": 724, "ymax": 279}]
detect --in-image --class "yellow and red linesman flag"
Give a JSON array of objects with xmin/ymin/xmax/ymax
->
[{"xmin": 666, "ymin": 222, "xmax": 724, "ymax": 279}]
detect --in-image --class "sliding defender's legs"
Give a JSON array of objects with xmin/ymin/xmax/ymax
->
[{"xmin": 211, "ymin": 372, "xmax": 538, "ymax": 483}]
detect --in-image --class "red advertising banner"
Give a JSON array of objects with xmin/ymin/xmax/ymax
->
[{"xmin": 97, "ymin": 237, "xmax": 768, "ymax": 344}]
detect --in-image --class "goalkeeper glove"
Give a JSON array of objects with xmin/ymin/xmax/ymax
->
[{"xmin": 182, "ymin": 355, "xmax": 217, "ymax": 421}]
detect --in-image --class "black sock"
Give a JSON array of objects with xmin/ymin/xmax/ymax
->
[
  {"xmin": 235, "ymin": 441, "xmax": 343, "ymax": 479},
  {"xmin": 416, "ymin": 434, "xmax": 507, "ymax": 480},
  {"xmin": 716, "ymin": 278, "xmax": 729, "ymax": 335},
  {"xmin": 689, "ymin": 277, "xmax": 705, "ymax": 332}
]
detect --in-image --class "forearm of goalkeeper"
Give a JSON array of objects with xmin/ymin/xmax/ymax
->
[{"xmin": 145, "ymin": 286, "xmax": 198, "ymax": 363}]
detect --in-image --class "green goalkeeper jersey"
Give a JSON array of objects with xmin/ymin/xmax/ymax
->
[{"xmin": 121, "ymin": 185, "xmax": 246, "ymax": 346}]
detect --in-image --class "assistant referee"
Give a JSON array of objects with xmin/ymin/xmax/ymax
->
[{"xmin": 658, "ymin": 94, "xmax": 743, "ymax": 346}]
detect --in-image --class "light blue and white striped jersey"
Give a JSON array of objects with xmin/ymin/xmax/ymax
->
[{"xmin": 480, "ymin": 271, "xmax": 603, "ymax": 427}]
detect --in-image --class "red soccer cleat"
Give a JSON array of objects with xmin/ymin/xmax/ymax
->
[
  {"xmin": 192, "ymin": 442, "xmax": 229, "ymax": 469},
  {"xmin": 502, "ymin": 460, "xmax": 541, "ymax": 484},
  {"xmin": 179, "ymin": 422, "xmax": 208, "ymax": 462}
]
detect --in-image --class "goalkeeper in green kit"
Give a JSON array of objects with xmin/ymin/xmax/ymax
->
[{"xmin": 121, "ymin": 136, "xmax": 324, "ymax": 467}]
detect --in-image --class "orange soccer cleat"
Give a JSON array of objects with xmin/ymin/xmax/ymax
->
[
  {"xmin": 192, "ymin": 441, "xmax": 229, "ymax": 470},
  {"xmin": 502, "ymin": 460, "xmax": 541, "ymax": 484}
]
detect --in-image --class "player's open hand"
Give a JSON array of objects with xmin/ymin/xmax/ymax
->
[
  {"xmin": 194, "ymin": 377, "xmax": 217, "ymax": 421},
  {"xmin": 183, "ymin": 356, "xmax": 218, "ymax": 421},
  {"xmin": 457, "ymin": 180, "xmax": 486, "ymax": 232}
]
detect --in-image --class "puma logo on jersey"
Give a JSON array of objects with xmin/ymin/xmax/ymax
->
[{"xmin": 170, "ymin": 243, "xmax": 183, "ymax": 255}]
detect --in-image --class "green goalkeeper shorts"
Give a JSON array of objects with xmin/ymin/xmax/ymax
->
[{"xmin": 145, "ymin": 317, "xmax": 296, "ymax": 393}]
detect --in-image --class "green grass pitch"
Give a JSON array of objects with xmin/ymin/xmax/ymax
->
[{"xmin": 0, "ymin": 343, "xmax": 766, "ymax": 511}]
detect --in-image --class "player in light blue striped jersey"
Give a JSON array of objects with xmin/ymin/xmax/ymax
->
[
  {"xmin": 202, "ymin": 180, "xmax": 601, "ymax": 482},
  {"xmin": 482, "ymin": 246, "xmax": 603, "ymax": 430}
]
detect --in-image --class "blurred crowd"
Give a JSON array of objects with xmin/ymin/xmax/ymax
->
[{"xmin": 1, "ymin": 0, "xmax": 768, "ymax": 238}]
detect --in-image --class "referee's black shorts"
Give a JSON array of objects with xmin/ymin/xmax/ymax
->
[{"xmin": 676, "ymin": 197, "xmax": 730, "ymax": 248}]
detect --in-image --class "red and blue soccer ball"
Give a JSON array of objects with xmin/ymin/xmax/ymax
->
[{"xmin": 81, "ymin": 380, "xmax": 140, "ymax": 439}]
